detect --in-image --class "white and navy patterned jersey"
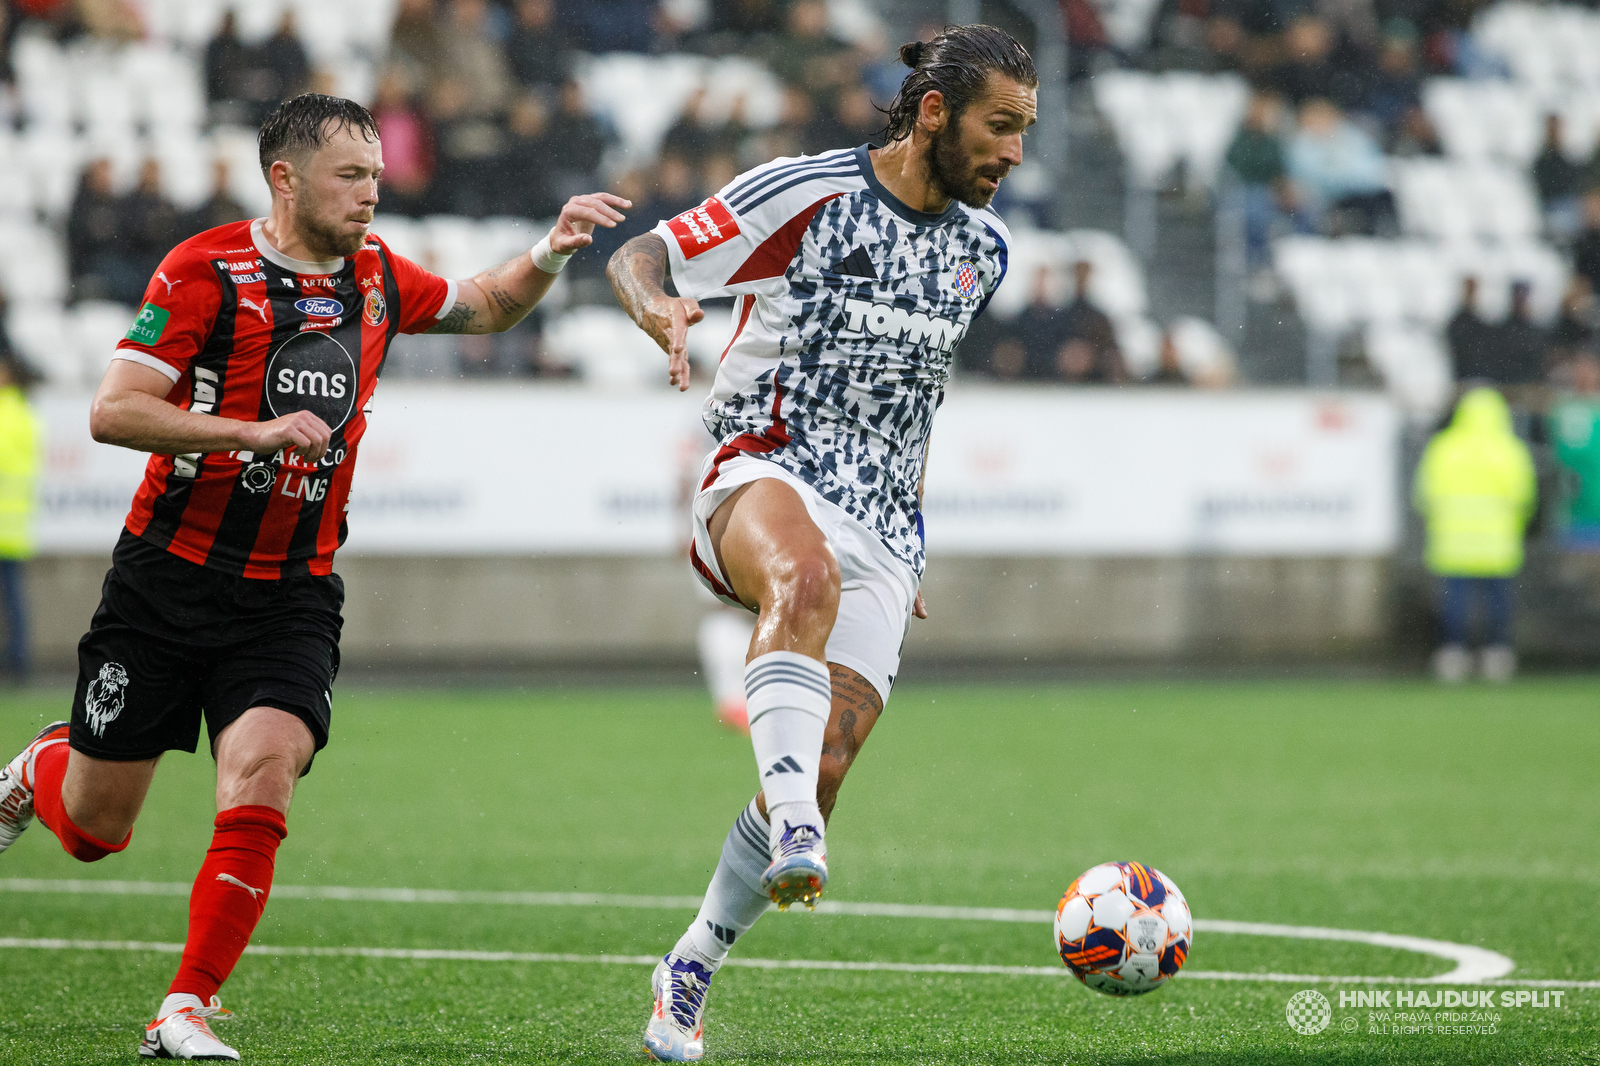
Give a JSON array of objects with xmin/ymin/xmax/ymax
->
[{"xmin": 654, "ymin": 143, "xmax": 1011, "ymax": 575}]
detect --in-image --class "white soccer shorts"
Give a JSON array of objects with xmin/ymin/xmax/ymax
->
[{"xmin": 688, "ymin": 453, "xmax": 918, "ymax": 707}]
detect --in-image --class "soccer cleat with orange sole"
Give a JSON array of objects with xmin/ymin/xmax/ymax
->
[{"xmin": 0, "ymin": 721, "xmax": 69, "ymax": 855}]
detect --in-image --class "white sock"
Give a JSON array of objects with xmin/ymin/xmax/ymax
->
[
  {"xmin": 157, "ymin": 992, "xmax": 203, "ymax": 1018},
  {"xmin": 678, "ymin": 798, "xmax": 773, "ymax": 969},
  {"xmin": 698, "ymin": 612, "xmax": 755, "ymax": 707},
  {"xmin": 744, "ymin": 651, "xmax": 830, "ymax": 850}
]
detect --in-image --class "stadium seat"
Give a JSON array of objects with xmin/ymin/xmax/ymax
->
[
  {"xmin": 5, "ymin": 304, "xmax": 76, "ymax": 385},
  {"xmin": 71, "ymin": 302, "xmax": 139, "ymax": 388},
  {"xmin": 542, "ymin": 306, "xmax": 671, "ymax": 389},
  {"xmin": 1168, "ymin": 316, "xmax": 1238, "ymax": 385},
  {"xmin": 1364, "ymin": 323, "xmax": 1453, "ymax": 422}
]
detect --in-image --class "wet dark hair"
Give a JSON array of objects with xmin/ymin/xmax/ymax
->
[
  {"xmin": 881, "ymin": 24, "xmax": 1037, "ymax": 143},
  {"xmin": 258, "ymin": 93, "xmax": 380, "ymax": 178}
]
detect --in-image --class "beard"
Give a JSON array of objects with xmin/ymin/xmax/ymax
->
[
  {"xmin": 296, "ymin": 201, "xmax": 371, "ymax": 258},
  {"xmin": 928, "ymin": 121, "xmax": 1010, "ymax": 209}
]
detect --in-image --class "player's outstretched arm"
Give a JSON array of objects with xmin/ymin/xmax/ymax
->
[
  {"xmin": 606, "ymin": 232, "xmax": 704, "ymax": 391},
  {"xmin": 91, "ymin": 360, "xmax": 333, "ymax": 461},
  {"xmin": 427, "ymin": 192, "xmax": 631, "ymax": 336}
]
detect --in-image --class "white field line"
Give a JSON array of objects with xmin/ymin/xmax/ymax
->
[
  {"xmin": 0, "ymin": 878, "xmax": 1533, "ymax": 986},
  {"xmin": 1, "ymin": 937, "xmax": 1592, "ymax": 987}
]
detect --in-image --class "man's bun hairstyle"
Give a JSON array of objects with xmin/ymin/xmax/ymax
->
[
  {"xmin": 258, "ymin": 93, "xmax": 380, "ymax": 178},
  {"xmin": 881, "ymin": 24, "xmax": 1036, "ymax": 143}
]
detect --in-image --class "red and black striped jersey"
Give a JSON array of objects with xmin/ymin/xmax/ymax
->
[{"xmin": 112, "ymin": 218, "xmax": 455, "ymax": 579}]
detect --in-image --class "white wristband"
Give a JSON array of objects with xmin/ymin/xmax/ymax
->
[{"xmin": 531, "ymin": 235, "xmax": 573, "ymax": 274}]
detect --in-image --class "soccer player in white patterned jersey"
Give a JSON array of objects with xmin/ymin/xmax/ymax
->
[{"xmin": 609, "ymin": 25, "xmax": 1037, "ymax": 1061}]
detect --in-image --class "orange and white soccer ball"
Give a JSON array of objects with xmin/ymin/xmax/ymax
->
[{"xmin": 1055, "ymin": 861, "xmax": 1192, "ymax": 995}]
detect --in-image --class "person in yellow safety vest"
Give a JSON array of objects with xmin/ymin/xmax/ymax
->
[
  {"xmin": 1413, "ymin": 387, "xmax": 1537, "ymax": 682},
  {"xmin": 0, "ymin": 351, "xmax": 42, "ymax": 681}
]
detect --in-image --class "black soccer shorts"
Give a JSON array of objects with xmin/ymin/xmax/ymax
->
[{"xmin": 69, "ymin": 531, "xmax": 344, "ymax": 772}]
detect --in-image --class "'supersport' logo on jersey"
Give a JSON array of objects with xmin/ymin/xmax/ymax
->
[
  {"xmin": 839, "ymin": 297, "xmax": 961, "ymax": 353},
  {"xmin": 666, "ymin": 197, "xmax": 741, "ymax": 258}
]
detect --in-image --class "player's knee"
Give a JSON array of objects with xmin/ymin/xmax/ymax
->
[
  {"xmin": 217, "ymin": 750, "xmax": 301, "ymax": 810},
  {"xmin": 767, "ymin": 553, "xmax": 840, "ymax": 622}
]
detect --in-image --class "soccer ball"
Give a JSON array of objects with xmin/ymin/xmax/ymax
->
[{"xmin": 1055, "ymin": 861, "xmax": 1192, "ymax": 995}]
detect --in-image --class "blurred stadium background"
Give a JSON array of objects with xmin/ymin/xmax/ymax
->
[{"xmin": 6, "ymin": 0, "xmax": 1600, "ymax": 676}]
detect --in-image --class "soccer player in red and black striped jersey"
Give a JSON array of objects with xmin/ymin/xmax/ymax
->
[{"xmin": 0, "ymin": 94, "xmax": 629, "ymax": 1061}]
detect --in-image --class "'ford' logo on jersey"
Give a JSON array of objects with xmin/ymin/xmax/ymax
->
[{"xmin": 295, "ymin": 297, "xmax": 344, "ymax": 317}]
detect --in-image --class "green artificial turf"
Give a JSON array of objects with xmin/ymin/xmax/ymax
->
[{"xmin": 1, "ymin": 678, "xmax": 1596, "ymax": 1063}]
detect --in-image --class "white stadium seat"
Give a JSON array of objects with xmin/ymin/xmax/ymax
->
[
  {"xmin": 543, "ymin": 306, "xmax": 670, "ymax": 390},
  {"xmin": 1092, "ymin": 71, "xmax": 1249, "ymax": 192}
]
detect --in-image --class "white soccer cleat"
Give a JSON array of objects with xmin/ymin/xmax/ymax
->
[
  {"xmin": 760, "ymin": 818, "xmax": 828, "ymax": 911},
  {"xmin": 139, "ymin": 995, "xmax": 239, "ymax": 1060},
  {"xmin": 0, "ymin": 721, "xmax": 69, "ymax": 855},
  {"xmin": 643, "ymin": 954, "xmax": 714, "ymax": 1062}
]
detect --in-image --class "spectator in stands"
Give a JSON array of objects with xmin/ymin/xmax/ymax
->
[
  {"xmin": 122, "ymin": 159, "xmax": 182, "ymax": 291},
  {"xmin": 388, "ymin": 0, "xmax": 443, "ymax": 91},
  {"xmin": 1363, "ymin": 25, "xmax": 1423, "ymax": 140},
  {"xmin": 763, "ymin": 0, "xmax": 856, "ymax": 111},
  {"xmin": 203, "ymin": 10, "xmax": 251, "ymax": 125},
  {"xmin": 1494, "ymin": 280, "xmax": 1551, "ymax": 386},
  {"xmin": 661, "ymin": 88, "xmax": 750, "ymax": 163},
  {"xmin": 66, "ymin": 158, "xmax": 132, "ymax": 305},
  {"xmin": 1225, "ymin": 90, "xmax": 1312, "ymax": 280},
  {"xmin": 1572, "ymin": 191, "xmax": 1600, "ymax": 293},
  {"xmin": 1057, "ymin": 261, "xmax": 1128, "ymax": 384},
  {"xmin": 543, "ymin": 78, "xmax": 613, "ymax": 202},
  {"xmin": 1414, "ymin": 387, "xmax": 1536, "ymax": 681},
  {"xmin": 1149, "ymin": 329, "xmax": 1191, "ymax": 385},
  {"xmin": 183, "ymin": 159, "xmax": 249, "ymax": 238},
  {"xmin": 429, "ymin": 78, "xmax": 505, "ymax": 218},
  {"xmin": 0, "ymin": 349, "xmax": 40, "ymax": 682},
  {"xmin": 1007, "ymin": 266, "xmax": 1068, "ymax": 380},
  {"xmin": 438, "ymin": 0, "xmax": 513, "ymax": 119},
  {"xmin": 761, "ymin": 85, "xmax": 815, "ymax": 162},
  {"xmin": 560, "ymin": 0, "xmax": 660, "ymax": 54},
  {"xmin": 803, "ymin": 82, "xmax": 882, "ymax": 155},
  {"xmin": 1549, "ymin": 353, "xmax": 1600, "ymax": 548},
  {"xmin": 708, "ymin": 0, "xmax": 785, "ymax": 36},
  {"xmin": 1287, "ymin": 97, "xmax": 1395, "ymax": 235},
  {"xmin": 228, "ymin": 9, "xmax": 310, "ymax": 127},
  {"xmin": 1447, "ymin": 276, "xmax": 1493, "ymax": 382},
  {"xmin": 1386, "ymin": 105, "xmax": 1443, "ymax": 158},
  {"xmin": 508, "ymin": 0, "xmax": 571, "ymax": 91},
  {"xmin": 1533, "ymin": 114, "xmax": 1584, "ymax": 239},
  {"xmin": 500, "ymin": 94, "xmax": 561, "ymax": 218},
  {"xmin": 1548, "ymin": 276, "xmax": 1595, "ymax": 377},
  {"xmin": 1266, "ymin": 17, "xmax": 1364, "ymax": 110},
  {"xmin": 372, "ymin": 68, "xmax": 435, "ymax": 217}
]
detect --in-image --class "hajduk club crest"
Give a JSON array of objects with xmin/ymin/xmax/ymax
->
[{"xmin": 954, "ymin": 260, "xmax": 981, "ymax": 301}]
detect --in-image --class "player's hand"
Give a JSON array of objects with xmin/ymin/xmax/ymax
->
[
  {"xmin": 549, "ymin": 192, "xmax": 632, "ymax": 254},
  {"xmin": 643, "ymin": 294, "xmax": 705, "ymax": 391},
  {"xmin": 913, "ymin": 590, "xmax": 928, "ymax": 619},
  {"xmin": 238, "ymin": 411, "xmax": 333, "ymax": 464}
]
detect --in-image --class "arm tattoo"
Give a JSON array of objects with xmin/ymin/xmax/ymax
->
[
  {"xmin": 426, "ymin": 300, "xmax": 479, "ymax": 335},
  {"xmin": 607, "ymin": 233, "xmax": 670, "ymax": 324},
  {"xmin": 487, "ymin": 286, "xmax": 525, "ymax": 317}
]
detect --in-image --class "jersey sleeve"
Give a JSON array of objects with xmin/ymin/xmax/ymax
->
[
  {"xmin": 651, "ymin": 152, "xmax": 859, "ymax": 300},
  {"xmin": 384, "ymin": 242, "xmax": 457, "ymax": 334},
  {"xmin": 112, "ymin": 248, "xmax": 223, "ymax": 384}
]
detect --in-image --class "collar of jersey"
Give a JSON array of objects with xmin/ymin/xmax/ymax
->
[
  {"xmin": 854, "ymin": 144, "xmax": 962, "ymax": 228},
  {"xmin": 250, "ymin": 218, "xmax": 345, "ymax": 275}
]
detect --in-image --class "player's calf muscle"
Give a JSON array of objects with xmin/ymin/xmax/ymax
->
[{"xmin": 756, "ymin": 663, "xmax": 882, "ymax": 824}]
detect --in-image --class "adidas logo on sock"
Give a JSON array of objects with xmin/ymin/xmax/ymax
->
[
  {"xmin": 704, "ymin": 920, "xmax": 737, "ymax": 945},
  {"xmin": 764, "ymin": 755, "xmax": 803, "ymax": 776}
]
